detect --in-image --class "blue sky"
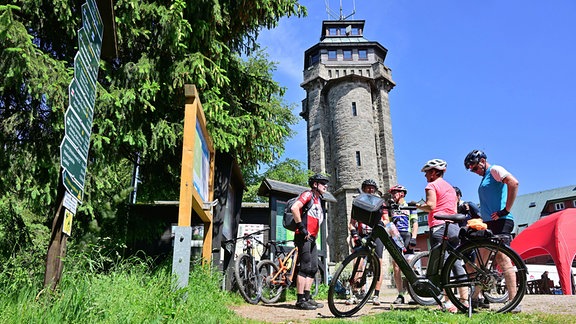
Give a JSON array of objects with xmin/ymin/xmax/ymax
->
[{"xmin": 258, "ymin": 0, "xmax": 576, "ymax": 203}]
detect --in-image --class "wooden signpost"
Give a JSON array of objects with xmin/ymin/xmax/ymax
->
[{"xmin": 171, "ymin": 84, "xmax": 215, "ymax": 289}]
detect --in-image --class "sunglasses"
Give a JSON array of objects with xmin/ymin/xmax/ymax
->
[{"xmin": 469, "ymin": 163, "xmax": 481, "ymax": 172}]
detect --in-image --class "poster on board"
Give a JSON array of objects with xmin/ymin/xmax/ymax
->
[{"xmin": 193, "ymin": 120, "xmax": 210, "ymax": 202}]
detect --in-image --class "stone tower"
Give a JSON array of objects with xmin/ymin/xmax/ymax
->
[{"xmin": 300, "ymin": 19, "xmax": 397, "ymax": 263}]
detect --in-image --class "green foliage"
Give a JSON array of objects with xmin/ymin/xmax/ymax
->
[
  {"xmin": 243, "ymin": 158, "xmax": 311, "ymax": 202},
  {"xmin": 0, "ymin": 239, "xmax": 248, "ymax": 323},
  {"xmin": 0, "ymin": 1, "xmax": 306, "ymax": 259}
]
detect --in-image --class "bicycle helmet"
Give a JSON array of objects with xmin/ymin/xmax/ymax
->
[
  {"xmin": 464, "ymin": 150, "xmax": 487, "ymax": 170},
  {"xmin": 361, "ymin": 179, "xmax": 378, "ymax": 190},
  {"xmin": 453, "ymin": 186, "xmax": 462, "ymax": 197},
  {"xmin": 421, "ymin": 159, "xmax": 447, "ymax": 172},
  {"xmin": 389, "ymin": 184, "xmax": 407, "ymax": 194},
  {"xmin": 308, "ymin": 173, "xmax": 329, "ymax": 187}
]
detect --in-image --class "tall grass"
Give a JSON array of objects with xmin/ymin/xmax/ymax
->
[{"xmin": 0, "ymin": 240, "xmax": 247, "ymax": 323}]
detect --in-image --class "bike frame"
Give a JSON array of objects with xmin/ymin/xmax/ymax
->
[
  {"xmin": 368, "ymin": 222, "xmax": 442, "ymax": 303},
  {"xmin": 267, "ymin": 246, "xmax": 299, "ymax": 286}
]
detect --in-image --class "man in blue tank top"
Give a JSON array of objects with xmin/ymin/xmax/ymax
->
[{"xmin": 464, "ymin": 149, "xmax": 521, "ymax": 313}]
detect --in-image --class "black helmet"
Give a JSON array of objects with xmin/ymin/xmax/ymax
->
[
  {"xmin": 464, "ymin": 150, "xmax": 487, "ymax": 170},
  {"xmin": 361, "ymin": 179, "xmax": 378, "ymax": 190},
  {"xmin": 453, "ymin": 186, "xmax": 462, "ymax": 197},
  {"xmin": 308, "ymin": 173, "xmax": 329, "ymax": 187}
]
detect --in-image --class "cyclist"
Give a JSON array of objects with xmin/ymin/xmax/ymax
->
[
  {"xmin": 416, "ymin": 158, "xmax": 468, "ymax": 312},
  {"xmin": 346, "ymin": 179, "xmax": 385, "ymax": 305},
  {"xmin": 291, "ymin": 173, "xmax": 329, "ymax": 310},
  {"xmin": 387, "ymin": 184, "xmax": 419, "ymax": 305},
  {"xmin": 454, "ymin": 186, "xmax": 481, "ymax": 227},
  {"xmin": 464, "ymin": 149, "xmax": 521, "ymax": 313}
]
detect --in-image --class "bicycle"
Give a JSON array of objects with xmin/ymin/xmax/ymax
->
[
  {"xmin": 327, "ymin": 193, "xmax": 527, "ymax": 317},
  {"xmin": 407, "ymin": 250, "xmax": 508, "ymax": 306},
  {"xmin": 229, "ymin": 227, "xmax": 269, "ymax": 304},
  {"xmin": 257, "ymin": 240, "xmax": 322, "ymax": 303}
]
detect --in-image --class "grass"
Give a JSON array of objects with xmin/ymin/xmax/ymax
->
[{"xmin": 0, "ymin": 247, "xmax": 573, "ymax": 323}]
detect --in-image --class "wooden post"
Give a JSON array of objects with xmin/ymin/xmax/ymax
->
[
  {"xmin": 177, "ymin": 85, "xmax": 198, "ymax": 227},
  {"xmin": 44, "ymin": 177, "xmax": 67, "ymax": 289},
  {"xmin": 172, "ymin": 85, "xmax": 214, "ymax": 288}
]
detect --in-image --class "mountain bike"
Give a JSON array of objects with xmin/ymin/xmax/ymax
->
[
  {"xmin": 257, "ymin": 240, "xmax": 322, "ymax": 303},
  {"xmin": 231, "ymin": 227, "xmax": 269, "ymax": 304},
  {"xmin": 327, "ymin": 193, "xmax": 527, "ymax": 317}
]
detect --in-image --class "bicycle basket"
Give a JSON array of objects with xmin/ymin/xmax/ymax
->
[{"xmin": 351, "ymin": 193, "xmax": 386, "ymax": 228}]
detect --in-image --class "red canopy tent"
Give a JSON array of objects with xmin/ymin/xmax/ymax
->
[{"xmin": 511, "ymin": 209, "xmax": 576, "ymax": 295}]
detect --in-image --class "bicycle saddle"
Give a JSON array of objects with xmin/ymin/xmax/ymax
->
[{"xmin": 434, "ymin": 214, "xmax": 466, "ymax": 222}]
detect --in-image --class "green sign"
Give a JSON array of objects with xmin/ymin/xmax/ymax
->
[
  {"xmin": 65, "ymin": 108, "xmax": 90, "ymax": 156},
  {"xmin": 63, "ymin": 170, "xmax": 84, "ymax": 201},
  {"xmin": 61, "ymin": 0, "xmax": 103, "ymax": 201},
  {"xmin": 60, "ymin": 136, "xmax": 87, "ymax": 188},
  {"xmin": 73, "ymin": 52, "xmax": 96, "ymax": 105},
  {"xmin": 82, "ymin": 0, "xmax": 103, "ymax": 46}
]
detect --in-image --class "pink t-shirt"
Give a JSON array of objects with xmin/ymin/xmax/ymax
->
[{"xmin": 425, "ymin": 178, "xmax": 458, "ymax": 228}]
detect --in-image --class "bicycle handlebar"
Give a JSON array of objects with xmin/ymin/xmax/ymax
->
[
  {"xmin": 385, "ymin": 200, "xmax": 418, "ymax": 211},
  {"xmin": 222, "ymin": 226, "xmax": 271, "ymax": 244}
]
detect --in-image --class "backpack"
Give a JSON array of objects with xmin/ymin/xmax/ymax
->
[{"xmin": 283, "ymin": 193, "xmax": 314, "ymax": 231}]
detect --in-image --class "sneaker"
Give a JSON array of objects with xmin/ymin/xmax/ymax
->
[
  {"xmin": 471, "ymin": 298, "xmax": 490, "ymax": 309},
  {"xmin": 307, "ymin": 298, "xmax": 324, "ymax": 308},
  {"xmin": 295, "ymin": 300, "xmax": 317, "ymax": 310},
  {"xmin": 510, "ymin": 305, "xmax": 522, "ymax": 314},
  {"xmin": 371, "ymin": 295, "xmax": 381, "ymax": 305},
  {"xmin": 393, "ymin": 295, "xmax": 405, "ymax": 305},
  {"xmin": 345, "ymin": 295, "xmax": 358, "ymax": 305}
]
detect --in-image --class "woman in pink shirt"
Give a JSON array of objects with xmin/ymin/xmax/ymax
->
[{"xmin": 416, "ymin": 159, "xmax": 468, "ymax": 312}]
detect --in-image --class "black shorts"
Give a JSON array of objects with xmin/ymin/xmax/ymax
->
[{"xmin": 487, "ymin": 218, "xmax": 514, "ymax": 245}]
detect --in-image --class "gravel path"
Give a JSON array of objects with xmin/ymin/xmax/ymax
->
[{"xmin": 231, "ymin": 288, "xmax": 576, "ymax": 323}]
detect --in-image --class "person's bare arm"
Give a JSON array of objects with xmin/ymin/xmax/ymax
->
[
  {"xmin": 291, "ymin": 200, "xmax": 304, "ymax": 223},
  {"xmin": 417, "ymin": 189, "xmax": 436, "ymax": 213},
  {"xmin": 502, "ymin": 174, "xmax": 519, "ymax": 212}
]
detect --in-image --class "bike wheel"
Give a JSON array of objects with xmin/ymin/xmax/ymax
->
[
  {"xmin": 442, "ymin": 241, "xmax": 527, "ymax": 313},
  {"xmin": 328, "ymin": 249, "xmax": 379, "ymax": 317},
  {"xmin": 406, "ymin": 251, "xmax": 442, "ymax": 306},
  {"xmin": 234, "ymin": 253, "xmax": 262, "ymax": 304},
  {"xmin": 257, "ymin": 260, "xmax": 284, "ymax": 304}
]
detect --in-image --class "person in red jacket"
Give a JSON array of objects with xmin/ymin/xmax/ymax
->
[{"xmin": 291, "ymin": 173, "xmax": 329, "ymax": 310}]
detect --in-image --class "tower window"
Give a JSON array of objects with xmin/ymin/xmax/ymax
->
[
  {"xmin": 343, "ymin": 50, "xmax": 352, "ymax": 60},
  {"xmin": 328, "ymin": 50, "xmax": 337, "ymax": 60},
  {"xmin": 358, "ymin": 49, "xmax": 367, "ymax": 60},
  {"xmin": 328, "ymin": 70, "xmax": 332, "ymax": 78},
  {"xmin": 309, "ymin": 53, "xmax": 320, "ymax": 65},
  {"xmin": 329, "ymin": 28, "xmax": 337, "ymax": 36},
  {"xmin": 356, "ymin": 151, "xmax": 362, "ymax": 166},
  {"xmin": 366, "ymin": 69, "xmax": 371, "ymax": 77},
  {"xmin": 352, "ymin": 102, "xmax": 357, "ymax": 116}
]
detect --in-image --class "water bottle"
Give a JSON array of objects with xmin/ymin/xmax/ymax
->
[{"xmin": 385, "ymin": 222, "xmax": 406, "ymax": 252}]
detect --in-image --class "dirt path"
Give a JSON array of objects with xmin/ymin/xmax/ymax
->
[{"xmin": 231, "ymin": 288, "xmax": 576, "ymax": 323}]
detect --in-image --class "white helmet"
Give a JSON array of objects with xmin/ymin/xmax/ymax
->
[{"xmin": 421, "ymin": 159, "xmax": 447, "ymax": 172}]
